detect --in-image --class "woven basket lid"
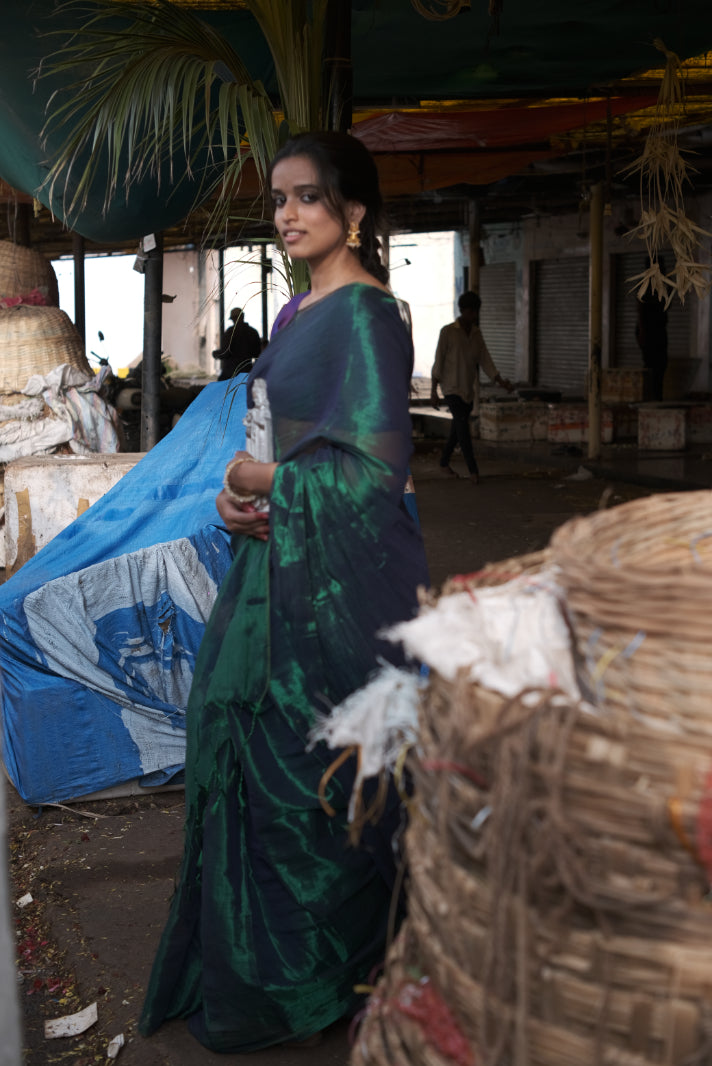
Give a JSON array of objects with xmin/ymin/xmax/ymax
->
[
  {"xmin": 0, "ymin": 305, "xmax": 92, "ymax": 392},
  {"xmin": 0, "ymin": 241, "xmax": 59, "ymax": 305}
]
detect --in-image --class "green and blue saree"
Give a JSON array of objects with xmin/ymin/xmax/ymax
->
[{"xmin": 139, "ymin": 283, "xmax": 429, "ymax": 1052}]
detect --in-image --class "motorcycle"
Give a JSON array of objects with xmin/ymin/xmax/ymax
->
[{"xmin": 89, "ymin": 332, "xmax": 204, "ymax": 451}]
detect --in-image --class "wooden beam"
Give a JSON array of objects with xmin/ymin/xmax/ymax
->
[
  {"xmin": 588, "ymin": 182, "xmax": 603, "ymax": 460},
  {"xmin": 324, "ymin": 0, "xmax": 352, "ymax": 133}
]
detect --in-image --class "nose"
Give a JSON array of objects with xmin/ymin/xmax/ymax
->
[{"xmin": 280, "ymin": 195, "xmax": 297, "ymax": 222}]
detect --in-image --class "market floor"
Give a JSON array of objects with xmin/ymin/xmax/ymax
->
[{"xmin": 4, "ymin": 443, "xmax": 678, "ymax": 1066}]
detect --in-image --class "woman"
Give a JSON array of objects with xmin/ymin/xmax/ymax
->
[{"xmin": 139, "ymin": 131, "xmax": 429, "ymax": 1052}]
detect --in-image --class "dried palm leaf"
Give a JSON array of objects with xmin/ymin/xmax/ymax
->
[{"xmin": 623, "ymin": 38, "xmax": 712, "ymax": 305}]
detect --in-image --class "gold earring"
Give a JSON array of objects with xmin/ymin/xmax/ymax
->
[{"xmin": 346, "ymin": 220, "xmax": 361, "ymax": 249}]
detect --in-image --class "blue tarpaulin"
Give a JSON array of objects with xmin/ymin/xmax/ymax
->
[
  {"xmin": 0, "ymin": 378, "xmax": 248, "ymax": 804},
  {"xmin": 0, "ymin": 373, "xmax": 422, "ymax": 806}
]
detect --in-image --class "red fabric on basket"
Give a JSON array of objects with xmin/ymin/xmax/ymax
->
[
  {"xmin": 0, "ymin": 288, "xmax": 49, "ymax": 309},
  {"xmin": 393, "ymin": 980, "xmax": 475, "ymax": 1066}
]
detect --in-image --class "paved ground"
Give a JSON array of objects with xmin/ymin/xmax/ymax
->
[
  {"xmin": 411, "ymin": 440, "xmax": 666, "ymax": 587},
  {"xmin": 5, "ymin": 435, "xmax": 708, "ymax": 1065}
]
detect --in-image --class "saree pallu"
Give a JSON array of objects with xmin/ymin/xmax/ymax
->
[{"xmin": 139, "ymin": 283, "xmax": 429, "ymax": 1052}]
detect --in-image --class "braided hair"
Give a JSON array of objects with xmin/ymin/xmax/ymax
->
[{"xmin": 268, "ymin": 131, "xmax": 389, "ymax": 285}]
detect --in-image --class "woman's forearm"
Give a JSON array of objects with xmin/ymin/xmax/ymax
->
[{"xmin": 225, "ymin": 454, "xmax": 277, "ymax": 500}]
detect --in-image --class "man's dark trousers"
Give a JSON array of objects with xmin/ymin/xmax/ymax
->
[{"xmin": 440, "ymin": 393, "xmax": 478, "ymax": 476}]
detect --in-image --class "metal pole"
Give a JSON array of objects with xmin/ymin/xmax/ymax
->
[
  {"xmin": 381, "ymin": 230, "xmax": 390, "ymax": 271},
  {"xmin": 13, "ymin": 203, "xmax": 31, "ymax": 247},
  {"xmin": 72, "ymin": 232, "xmax": 86, "ymax": 344},
  {"xmin": 218, "ymin": 246, "xmax": 225, "ymax": 345},
  {"xmin": 588, "ymin": 182, "xmax": 603, "ymax": 460},
  {"xmin": 260, "ymin": 244, "xmax": 270, "ymax": 345},
  {"xmin": 469, "ymin": 200, "xmax": 481, "ymax": 295},
  {"xmin": 141, "ymin": 233, "xmax": 163, "ymax": 451},
  {"xmin": 324, "ymin": 0, "xmax": 352, "ymax": 132}
]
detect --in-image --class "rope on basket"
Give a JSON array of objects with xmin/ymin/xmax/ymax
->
[{"xmin": 317, "ymin": 745, "xmax": 394, "ymax": 846}]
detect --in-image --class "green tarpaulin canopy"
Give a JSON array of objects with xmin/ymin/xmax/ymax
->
[{"xmin": 2, "ymin": 1, "xmax": 712, "ymax": 243}]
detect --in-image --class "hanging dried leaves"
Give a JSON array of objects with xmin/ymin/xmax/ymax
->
[{"xmin": 624, "ymin": 38, "xmax": 712, "ymax": 306}]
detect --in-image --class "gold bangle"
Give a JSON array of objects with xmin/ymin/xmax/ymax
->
[{"xmin": 223, "ymin": 456, "xmax": 258, "ymax": 504}]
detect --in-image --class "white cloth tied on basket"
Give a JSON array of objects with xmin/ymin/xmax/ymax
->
[
  {"xmin": 310, "ymin": 568, "xmax": 587, "ymax": 824},
  {"xmin": 387, "ymin": 569, "xmax": 582, "ymax": 702}
]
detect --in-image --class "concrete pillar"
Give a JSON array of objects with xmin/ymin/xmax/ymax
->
[
  {"xmin": 469, "ymin": 200, "xmax": 480, "ymax": 295},
  {"xmin": 141, "ymin": 233, "xmax": 164, "ymax": 451},
  {"xmin": 72, "ymin": 232, "xmax": 86, "ymax": 344},
  {"xmin": 260, "ymin": 244, "xmax": 271, "ymax": 345}
]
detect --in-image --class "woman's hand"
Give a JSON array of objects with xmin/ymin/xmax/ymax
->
[
  {"xmin": 216, "ymin": 489, "xmax": 270, "ymax": 542},
  {"xmin": 218, "ymin": 450, "xmax": 277, "ymax": 542},
  {"xmin": 224, "ymin": 451, "xmax": 278, "ymax": 500}
]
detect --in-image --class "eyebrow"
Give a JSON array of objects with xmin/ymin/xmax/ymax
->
[{"xmin": 270, "ymin": 183, "xmax": 320, "ymax": 195}]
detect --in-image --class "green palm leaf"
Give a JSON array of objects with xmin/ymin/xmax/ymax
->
[
  {"xmin": 40, "ymin": 0, "xmax": 328, "ymax": 292},
  {"xmin": 246, "ymin": 0, "xmax": 327, "ymax": 134},
  {"xmin": 41, "ymin": 1, "xmax": 275, "ymax": 215}
]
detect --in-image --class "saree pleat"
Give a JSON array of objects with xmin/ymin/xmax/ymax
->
[{"xmin": 139, "ymin": 284, "xmax": 428, "ymax": 1052}]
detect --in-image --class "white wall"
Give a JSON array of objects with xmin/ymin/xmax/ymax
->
[
  {"xmin": 161, "ymin": 249, "xmax": 221, "ymax": 374},
  {"xmin": 221, "ymin": 244, "xmax": 286, "ymax": 340},
  {"xmin": 55, "ymin": 233, "xmax": 460, "ymax": 380},
  {"xmin": 389, "ymin": 231, "xmax": 456, "ymax": 378},
  {"xmin": 54, "ymin": 254, "xmax": 145, "ymax": 372}
]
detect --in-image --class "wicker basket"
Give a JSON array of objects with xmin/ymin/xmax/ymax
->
[
  {"xmin": 0, "ymin": 305, "xmax": 92, "ymax": 392},
  {"xmin": 550, "ymin": 491, "xmax": 712, "ymax": 730},
  {"xmin": 352, "ymin": 545, "xmax": 712, "ymax": 1066},
  {"xmin": 0, "ymin": 240, "xmax": 59, "ymax": 305}
]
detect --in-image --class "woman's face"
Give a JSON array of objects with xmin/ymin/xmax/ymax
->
[{"xmin": 270, "ymin": 155, "xmax": 362, "ymax": 267}]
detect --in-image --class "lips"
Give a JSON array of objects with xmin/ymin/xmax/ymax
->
[{"xmin": 282, "ymin": 230, "xmax": 304, "ymax": 243}]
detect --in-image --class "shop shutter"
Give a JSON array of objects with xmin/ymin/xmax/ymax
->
[
  {"xmin": 533, "ymin": 257, "xmax": 589, "ymax": 395},
  {"xmin": 478, "ymin": 262, "xmax": 516, "ymax": 380},
  {"xmin": 612, "ymin": 251, "xmax": 690, "ymax": 368}
]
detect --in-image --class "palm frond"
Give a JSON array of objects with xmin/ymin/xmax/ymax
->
[
  {"xmin": 39, "ymin": 0, "xmax": 328, "ymax": 295},
  {"xmin": 246, "ymin": 0, "xmax": 329, "ymax": 133},
  {"xmin": 40, "ymin": 0, "xmax": 277, "ymax": 224}
]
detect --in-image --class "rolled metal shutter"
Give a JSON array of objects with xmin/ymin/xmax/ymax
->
[
  {"xmin": 534, "ymin": 257, "xmax": 589, "ymax": 394},
  {"xmin": 478, "ymin": 262, "xmax": 516, "ymax": 380},
  {"xmin": 613, "ymin": 251, "xmax": 690, "ymax": 367}
]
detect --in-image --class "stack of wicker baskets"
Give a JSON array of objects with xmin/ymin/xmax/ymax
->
[
  {"xmin": 0, "ymin": 243, "xmax": 91, "ymax": 525},
  {"xmin": 0, "ymin": 239, "xmax": 91, "ymax": 393},
  {"xmin": 0, "ymin": 239, "xmax": 59, "ymax": 308},
  {"xmin": 0, "ymin": 305, "xmax": 91, "ymax": 393},
  {"xmin": 352, "ymin": 492, "xmax": 712, "ymax": 1066},
  {"xmin": 0, "ymin": 238, "xmax": 91, "ymax": 398}
]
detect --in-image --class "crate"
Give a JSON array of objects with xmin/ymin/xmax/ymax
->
[
  {"xmin": 547, "ymin": 403, "xmax": 613, "ymax": 444},
  {"xmin": 638, "ymin": 404, "xmax": 686, "ymax": 450},
  {"xmin": 4, "ymin": 453, "xmax": 142, "ymax": 573},
  {"xmin": 479, "ymin": 401, "xmax": 549, "ymax": 442},
  {"xmin": 609, "ymin": 403, "xmax": 638, "ymax": 441},
  {"xmin": 601, "ymin": 368, "xmax": 646, "ymax": 403},
  {"xmin": 686, "ymin": 403, "xmax": 712, "ymax": 444}
]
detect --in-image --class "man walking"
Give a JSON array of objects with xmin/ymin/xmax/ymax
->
[{"xmin": 431, "ymin": 290, "xmax": 512, "ymax": 484}]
